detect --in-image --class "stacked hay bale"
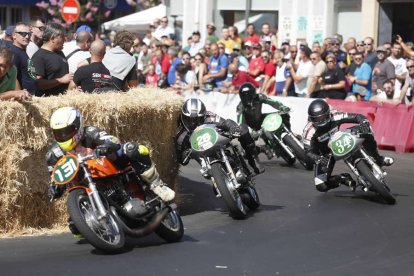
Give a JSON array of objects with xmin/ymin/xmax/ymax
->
[{"xmin": 0, "ymin": 89, "xmax": 183, "ymax": 235}]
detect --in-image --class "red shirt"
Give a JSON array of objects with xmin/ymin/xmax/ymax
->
[
  {"xmin": 146, "ymin": 73, "xmax": 159, "ymax": 87},
  {"xmin": 232, "ymin": 71, "xmax": 259, "ymax": 89},
  {"xmin": 264, "ymin": 62, "xmax": 276, "ymax": 76},
  {"xmin": 244, "ymin": 34, "xmax": 260, "ymax": 44},
  {"xmin": 161, "ymin": 54, "xmax": 171, "ymax": 74},
  {"xmin": 248, "ymin": 57, "xmax": 265, "ymax": 77}
]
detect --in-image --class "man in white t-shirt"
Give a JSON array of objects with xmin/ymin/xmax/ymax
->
[
  {"xmin": 66, "ymin": 31, "xmax": 93, "ymax": 74},
  {"xmin": 287, "ymin": 46, "xmax": 313, "ymax": 97},
  {"xmin": 387, "ymin": 42, "xmax": 407, "ymax": 99},
  {"xmin": 152, "ymin": 16, "xmax": 174, "ymax": 41}
]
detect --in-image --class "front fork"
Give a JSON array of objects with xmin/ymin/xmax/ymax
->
[
  {"xmin": 272, "ymin": 131, "xmax": 295, "ymax": 159},
  {"xmin": 219, "ymin": 148, "xmax": 240, "ymax": 189},
  {"xmin": 81, "ymin": 164, "xmax": 108, "ymax": 220}
]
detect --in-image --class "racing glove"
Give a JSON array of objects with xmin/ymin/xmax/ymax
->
[
  {"xmin": 229, "ymin": 126, "xmax": 241, "ymax": 138},
  {"xmin": 279, "ymin": 106, "xmax": 291, "ymax": 113},
  {"xmin": 94, "ymin": 144, "xmax": 118, "ymax": 157},
  {"xmin": 359, "ymin": 120, "xmax": 371, "ymax": 134}
]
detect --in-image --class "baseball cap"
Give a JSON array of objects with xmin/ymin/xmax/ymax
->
[
  {"xmin": 244, "ymin": 41, "xmax": 252, "ymax": 47},
  {"xmin": 76, "ymin": 25, "xmax": 92, "ymax": 34},
  {"xmin": 207, "ymin": 22, "xmax": 216, "ymax": 29},
  {"xmin": 5, "ymin": 25, "xmax": 14, "ymax": 36},
  {"xmin": 377, "ymin": 45, "xmax": 387, "ymax": 52}
]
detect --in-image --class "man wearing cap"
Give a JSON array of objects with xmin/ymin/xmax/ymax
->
[
  {"xmin": 188, "ymin": 31, "xmax": 204, "ymax": 57},
  {"xmin": 243, "ymin": 41, "xmax": 254, "ymax": 62},
  {"xmin": 372, "ymin": 45, "xmax": 395, "ymax": 96},
  {"xmin": 63, "ymin": 25, "xmax": 92, "ymax": 57},
  {"xmin": 244, "ymin": 24, "xmax": 260, "ymax": 44},
  {"xmin": 206, "ymin": 22, "xmax": 218, "ymax": 44},
  {"xmin": 232, "ymin": 44, "xmax": 248, "ymax": 70},
  {"xmin": 247, "ymin": 43, "xmax": 265, "ymax": 79},
  {"xmin": 10, "ymin": 22, "xmax": 37, "ymax": 95}
]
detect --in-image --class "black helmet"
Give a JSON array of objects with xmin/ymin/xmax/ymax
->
[
  {"xmin": 308, "ymin": 99, "xmax": 331, "ymax": 128},
  {"xmin": 239, "ymin": 82, "xmax": 257, "ymax": 106},
  {"xmin": 181, "ymin": 98, "xmax": 206, "ymax": 131}
]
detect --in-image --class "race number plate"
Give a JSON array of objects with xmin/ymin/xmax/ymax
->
[
  {"xmin": 262, "ymin": 113, "xmax": 283, "ymax": 132},
  {"xmin": 330, "ymin": 132, "xmax": 356, "ymax": 156},
  {"xmin": 52, "ymin": 154, "xmax": 79, "ymax": 185},
  {"xmin": 190, "ymin": 127, "xmax": 218, "ymax": 151}
]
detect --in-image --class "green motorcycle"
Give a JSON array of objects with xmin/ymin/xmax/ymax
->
[
  {"xmin": 261, "ymin": 113, "xmax": 313, "ymax": 170},
  {"xmin": 327, "ymin": 128, "xmax": 395, "ymax": 205},
  {"xmin": 187, "ymin": 124, "xmax": 260, "ymax": 219}
]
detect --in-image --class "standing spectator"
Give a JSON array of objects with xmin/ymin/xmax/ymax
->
[
  {"xmin": 395, "ymin": 35, "xmax": 414, "ymax": 59},
  {"xmin": 398, "ymin": 59, "xmax": 414, "ymax": 106},
  {"xmin": 182, "ymin": 36, "xmax": 192, "ymax": 52},
  {"xmin": 203, "ymin": 43, "xmax": 228, "ymax": 89},
  {"xmin": 143, "ymin": 30, "xmax": 154, "ymax": 46},
  {"xmin": 166, "ymin": 47, "xmax": 182, "ymax": 86},
  {"xmin": 69, "ymin": 40, "xmax": 114, "ymax": 93},
  {"xmin": 314, "ymin": 54, "xmax": 346, "ymax": 99},
  {"xmin": 152, "ymin": 16, "xmax": 174, "ymax": 41},
  {"xmin": 247, "ymin": 44, "xmax": 265, "ymax": 79},
  {"xmin": 10, "ymin": 22, "xmax": 37, "ymax": 94},
  {"xmin": 218, "ymin": 42, "xmax": 226, "ymax": 56},
  {"xmin": 383, "ymin": 42, "xmax": 392, "ymax": 58},
  {"xmin": 356, "ymin": 40, "xmax": 365, "ymax": 56},
  {"xmin": 188, "ymin": 31, "xmax": 204, "ymax": 57},
  {"xmin": 62, "ymin": 25, "xmax": 92, "ymax": 57},
  {"xmin": 370, "ymin": 80, "xmax": 399, "ymax": 104},
  {"xmin": 312, "ymin": 41, "xmax": 322, "ymax": 53},
  {"xmin": 230, "ymin": 45, "xmax": 248, "ymax": 70},
  {"xmin": 307, "ymin": 51, "xmax": 326, "ymax": 96},
  {"xmin": 327, "ymin": 37, "xmax": 347, "ymax": 70},
  {"xmin": 259, "ymin": 22, "xmax": 277, "ymax": 51},
  {"xmin": 137, "ymin": 43, "xmax": 151, "ymax": 85},
  {"xmin": 229, "ymin": 26, "xmax": 242, "ymax": 46},
  {"xmin": 145, "ymin": 64, "xmax": 158, "ymax": 88},
  {"xmin": 102, "ymin": 30, "xmax": 138, "ymax": 91},
  {"xmin": 345, "ymin": 48, "xmax": 358, "ymax": 76},
  {"xmin": 0, "ymin": 46, "xmax": 31, "ymax": 101},
  {"xmin": 372, "ymin": 46, "xmax": 395, "ymax": 94},
  {"xmin": 346, "ymin": 51, "xmax": 372, "ymax": 101},
  {"xmin": 363, "ymin": 36, "xmax": 378, "ymax": 69},
  {"xmin": 26, "ymin": 17, "xmax": 46, "ymax": 58},
  {"xmin": 221, "ymin": 63, "xmax": 259, "ymax": 93},
  {"xmin": 260, "ymin": 50, "xmax": 276, "ymax": 94},
  {"xmin": 152, "ymin": 48, "xmax": 164, "ymax": 79},
  {"xmin": 271, "ymin": 50, "xmax": 292, "ymax": 96},
  {"xmin": 289, "ymin": 45, "xmax": 298, "ymax": 64},
  {"xmin": 387, "ymin": 42, "xmax": 407, "ymax": 99},
  {"xmin": 287, "ymin": 46, "xmax": 313, "ymax": 97},
  {"xmin": 243, "ymin": 41, "xmax": 253, "ymax": 62},
  {"xmin": 3, "ymin": 26, "xmax": 14, "ymax": 43},
  {"xmin": 66, "ymin": 31, "xmax": 93, "ymax": 74},
  {"xmin": 193, "ymin": 53, "xmax": 207, "ymax": 90},
  {"xmin": 32, "ymin": 23, "xmax": 72, "ymax": 96},
  {"xmin": 280, "ymin": 39, "xmax": 290, "ymax": 57},
  {"xmin": 218, "ymin": 26, "xmax": 234, "ymax": 54},
  {"xmin": 206, "ymin": 22, "xmax": 219, "ymax": 44},
  {"xmin": 244, "ymin": 24, "xmax": 260, "ymax": 44}
]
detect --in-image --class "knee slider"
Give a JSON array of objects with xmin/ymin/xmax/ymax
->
[{"xmin": 316, "ymin": 183, "xmax": 329, "ymax": 192}]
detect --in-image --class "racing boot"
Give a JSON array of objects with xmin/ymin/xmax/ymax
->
[
  {"xmin": 379, "ymin": 156, "xmax": 394, "ymax": 167},
  {"xmin": 68, "ymin": 217, "xmax": 83, "ymax": 239},
  {"xmin": 337, "ymin": 173, "xmax": 357, "ymax": 190},
  {"xmin": 140, "ymin": 164, "xmax": 175, "ymax": 202},
  {"xmin": 245, "ymin": 143, "xmax": 265, "ymax": 174}
]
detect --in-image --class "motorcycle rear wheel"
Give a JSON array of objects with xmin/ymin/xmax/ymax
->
[
  {"xmin": 67, "ymin": 189, "xmax": 125, "ymax": 252},
  {"xmin": 240, "ymin": 185, "xmax": 260, "ymax": 211},
  {"xmin": 356, "ymin": 160, "xmax": 396, "ymax": 205},
  {"xmin": 155, "ymin": 210, "xmax": 184, "ymax": 242},
  {"xmin": 282, "ymin": 134, "xmax": 313, "ymax": 170},
  {"xmin": 211, "ymin": 163, "xmax": 247, "ymax": 220}
]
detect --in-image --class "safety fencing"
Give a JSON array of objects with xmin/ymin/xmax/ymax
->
[{"xmin": 183, "ymin": 91, "xmax": 414, "ymax": 153}]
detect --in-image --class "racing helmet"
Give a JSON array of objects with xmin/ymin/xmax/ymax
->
[
  {"xmin": 181, "ymin": 98, "xmax": 206, "ymax": 131},
  {"xmin": 50, "ymin": 107, "xmax": 83, "ymax": 152},
  {"xmin": 308, "ymin": 99, "xmax": 331, "ymax": 128},
  {"xmin": 239, "ymin": 82, "xmax": 257, "ymax": 106}
]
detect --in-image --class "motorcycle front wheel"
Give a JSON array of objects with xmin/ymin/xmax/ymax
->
[
  {"xmin": 211, "ymin": 163, "xmax": 247, "ymax": 219},
  {"xmin": 282, "ymin": 134, "xmax": 313, "ymax": 170},
  {"xmin": 240, "ymin": 184, "xmax": 260, "ymax": 211},
  {"xmin": 67, "ymin": 189, "xmax": 125, "ymax": 252},
  {"xmin": 356, "ymin": 160, "xmax": 396, "ymax": 205},
  {"xmin": 155, "ymin": 210, "xmax": 184, "ymax": 243}
]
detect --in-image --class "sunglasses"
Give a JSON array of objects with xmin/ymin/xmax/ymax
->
[
  {"xmin": 349, "ymin": 53, "xmax": 356, "ymax": 55},
  {"xmin": 354, "ymin": 57, "xmax": 363, "ymax": 61},
  {"xmin": 377, "ymin": 51, "xmax": 385, "ymax": 55},
  {"xmin": 406, "ymin": 65, "xmax": 414, "ymax": 69},
  {"xmin": 218, "ymin": 47, "xmax": 225, "ymax": 49},
  {"xmin": 161, "ymin": 20, "xmax": 168, "ymax": 23},
  {"xmin": 253, "ymin": 47, "xmax": 261, "ymax": 50},
  {"xmin": 16, "ymin": 31, "xmax": 32, "ymax": 37},
  {"xmin": 244, "ymin": 46, "xmax": 252, "ymax": 49},
  {"xmin": 290, "ymin": 51, "xmax": 297, "ymax": 53},
  {"xmin": 357, "ymin": 44, "xmax": 364, "ymax": 47},
  {"xmin": 326, "ymin": 60, "xmax": 335, "ymax": 63},
  {"xmin": 32, "ymin": 26, "xmax": 45, "ymax": 31},
  {"xmin": 332, "ymin": 43, "xmax": 339, "ymax": 46},
  {"xmin": 365, "ymin": 43, "xmax": 372, "ymax": 46}
]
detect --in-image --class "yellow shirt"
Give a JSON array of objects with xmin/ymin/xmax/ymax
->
[{"xmin": 218, "ymin": 38, "xmax": 235, "ymax": 54}]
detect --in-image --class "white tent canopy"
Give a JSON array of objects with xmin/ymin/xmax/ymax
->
[{"xmin": 102, "ymin": 4, "xmax": 166, "ymax": 32}]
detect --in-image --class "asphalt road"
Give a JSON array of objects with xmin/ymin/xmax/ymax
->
[{"xmin": 1, "ymin": 151, "xmax": 413, "ymax": 276}]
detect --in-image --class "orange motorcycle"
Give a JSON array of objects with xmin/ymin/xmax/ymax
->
[{"xmin": 52, "ymin": 153, "xmax": 183, "ymax": 252}]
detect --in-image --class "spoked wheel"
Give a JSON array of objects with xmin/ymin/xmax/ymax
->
[
  {"xmin": 356, "ymin": 160, "xmax": 396, "ymax": 205},
  {"xmin": 211, "ymin": 163, "xmax": 247, "ymax": 220},
  {"xmin": 155, "ymin": 210, "xmax": 184, "ymax": 243},
  {"xmin": 67, "ymin": 189, "xmax": 125, "ymax": 252},
  {"xmin": 240, "ymin": 184, "xmax": 260, "ymax": 211}
]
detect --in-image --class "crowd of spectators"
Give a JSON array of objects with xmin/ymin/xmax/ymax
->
[{"xmin": 1, "ymin": 15, "xmax": 414, "ymax": 106}]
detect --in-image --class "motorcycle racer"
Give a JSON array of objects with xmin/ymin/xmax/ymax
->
[
  {"xmin": 175, "ymin": 98, "xmax": 264, "ymax": 174},
  {"xmin": 304, "ymin": 99, "xmax": 394, "ymax": 192}
]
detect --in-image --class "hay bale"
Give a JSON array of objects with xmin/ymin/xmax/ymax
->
[{"xmin": 0, "ymin": 89, "xmax": 183, "ymax": 234}]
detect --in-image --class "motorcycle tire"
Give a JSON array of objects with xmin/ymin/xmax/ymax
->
[
  {"xmin": 355, "ymin": 160, "xmax": 396, "ymax": 205},
  {"xmin": 240, "ymin": 185, "xmax": 260, "ymax": 211},
  {"xmin": 155, "ymin": 210, "xmax": 184, "ymax": 243},
  {"xmin": 211, "ymin": 163, "xmax": 247, "ymax": 220},
  {"xmin": 282, "ymin": 134, "xmax": 313, "ymax": 170},
  {"xmin": 67, "ymin": 189, "xmax": 125, "ymax": 252}
]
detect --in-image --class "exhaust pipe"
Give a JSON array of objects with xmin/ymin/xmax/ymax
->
[{"xmin": 110, "ymin": 207, "xmax": 169, "ymax": 238}]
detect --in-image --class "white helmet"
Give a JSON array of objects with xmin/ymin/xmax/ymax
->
[{"xmin": 50, "ymin": 107, "xmax": 83, "ymax": 151}]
